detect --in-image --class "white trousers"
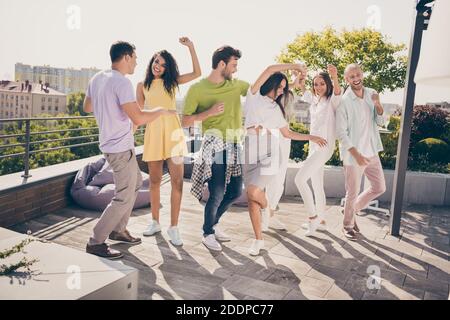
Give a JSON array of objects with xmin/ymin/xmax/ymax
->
[
  {"xmin": 266, "ymin": 138, "xmax": 291, "ymax": 211},
  {"xmin": 294, "ymin": 146, "xmax": 334, "ymax": 217}
]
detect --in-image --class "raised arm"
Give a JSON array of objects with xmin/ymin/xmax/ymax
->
[
  {"xmin": 290, "ymin": 69, "xmax": 307, "ymax": 93},
  {"xmin": 327, "ymin": 64, "xmax": 341, "ymax": 96},
  {"xmin": 251, "ymin": 63, "xmax": 304, "ymax": 95},
  {"xmin": 177, "ymin": 37, "xmax": 202, "ymax": 85},
  {"xmin": 371, "ymin": 91, "xmax": 385, "ymax": 127}
]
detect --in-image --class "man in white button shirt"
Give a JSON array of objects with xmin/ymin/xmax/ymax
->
[{"xmin": 336, "ymin": 63, "xmax": 387, "ymax": 240}]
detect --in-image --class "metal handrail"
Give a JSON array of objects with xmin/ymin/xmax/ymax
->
[
  {"xmin": 0, "ymin": 133, "xmax": 27, "ymax": 139},
  {"xmin": 0, "ymin": 152, "xmax": 26, "ymax": 160},
  {"xmin": 0, "ymin": 116, "xmax": 146, "ymax": 178},
  {"xmin": 28, "ymin": 141, "xmax": 101, "ymax": 155},
  {"xmin": 0, "ymin": 112, "xmax": 189, "ymax": 178},
  {"xmin": 0, "ymin": 116, "xmax": 95, "ymax": 122},
  {"xmin": 29, "ymin": 134, "xmax": 99, "ymax": 146},
  {"xmin": 0, "ymin": 143, "xmax": 26, "ymax": 150},
  {"xmin": 0, "ymin": 127, "xmax": 144, "ymax": 140},
  {"xmin": 29, "ymin": 127, "xmax": 99, "ymax": 136}
]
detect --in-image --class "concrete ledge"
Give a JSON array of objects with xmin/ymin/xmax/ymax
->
[
  {"xmin": 0, "ymin": 146, "xmax": 145, "ymax": 194},
  {"xmin": 0, "ymin": 143, "xmax": 196, "ymax": 227},
  {"xmin": 0, "ymin": 228, "xmax": 138, "ymax": 300},
  {"xmin": 446, "ymin": 177, "xmax": 450, "ymax": 206},
  {"xmin": 0, "ymin": 146, "xmax": 145, "ymax": 227},
  {"xmin": 285, "ymin": 162, "xmax": 450, "ymax": 206}
]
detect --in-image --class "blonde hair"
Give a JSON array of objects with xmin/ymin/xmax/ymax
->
[{"xmin": 344, "ymin": 63, "xmax": 362, "ymax": 76}]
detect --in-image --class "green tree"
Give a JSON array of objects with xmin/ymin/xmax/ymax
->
[
  {"xmin": 410, "ymin": 105, "xmax": 449, "ymax": 145},
  {"xmin": 0, "ymin": 114, "xmax": 93, "ymax": 175},
  {"xmin": 67, "ymin": 92, "xmax": 86, "ymax": 115},
  {"xmin": 64, "ymin": 117, "xmax": 100, "ymax": 159},
  {"xmin": 380, "ymin": 116, "xmax": 401, "ymax": 169},
  {"xmin": 378, "ymin": 113, "xmax": 449, "ymax": 173},
  {"xmin": 443, "ymin": 122, "xmax": 450, "ymax": 145},
  {"xmin": 0, "ymin": 113, "xmax": 148, "ymax": 176},
  {"xmin": 278, "ymin": 27, "xmax": 407, "ymax": 93},
  {"xmin": 289, "ymin": 121, "xmax": 309, "ymax": 161},
  {"xmin": 325, "ymin": 141, "xmax": 341, "ymax": 166},
  {"xmin": 415, "ymin": 138, "xmax": 450, "ymax": 164}
]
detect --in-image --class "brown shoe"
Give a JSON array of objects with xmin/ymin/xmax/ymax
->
[
  {"xmin": 109, "ymin": 230, "xmax": 142, "ymax": 244},
  {"xmin": 342, "ymin": 228, "xmax": 358, "ymax": 241},
  {"xmin": 86, "ymin": 243, "xmax": 123, "ymax": 259},
  {"xmin": 353, "ymin": 222, "xmax": 361, "ymax": 234}
]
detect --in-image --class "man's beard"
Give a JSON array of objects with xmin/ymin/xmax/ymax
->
[
  {"xmin": 351, "ymin": 83, "xmax": 363, "ymax": 91},
  {"xmin": 222, "ymin": 70, "xmax": 232, "ymax": 81}
]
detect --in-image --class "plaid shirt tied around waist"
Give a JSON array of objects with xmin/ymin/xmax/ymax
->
[{"xmin": 190, "ymin": 135, "xmax": 242, "ymax": 201}]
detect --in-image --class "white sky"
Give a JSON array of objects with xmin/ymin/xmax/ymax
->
[{"xmin": 0, "ymin": 0, "xmax": 448, "ymax": 104}]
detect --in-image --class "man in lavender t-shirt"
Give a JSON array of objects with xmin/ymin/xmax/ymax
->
[{"xmin": 83, "ymin": 41, "xmax": 176, "ymax": 259}]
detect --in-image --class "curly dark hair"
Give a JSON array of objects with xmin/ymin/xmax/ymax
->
[{"xmin": 144, "ymin": 50, "xmax": 179, "ymax": 97}]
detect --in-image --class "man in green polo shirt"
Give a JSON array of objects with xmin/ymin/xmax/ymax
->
[{"xmin": 182, "ymin": 46, "xmax": 249, "ymax": 251}]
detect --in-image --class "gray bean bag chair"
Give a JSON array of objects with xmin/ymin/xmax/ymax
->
[{"xmin": 70, "ymin": 157, "xmax": 151, "ymax": 211}]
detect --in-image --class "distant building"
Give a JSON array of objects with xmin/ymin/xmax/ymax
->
[
  {"xmin": 15, "ymin": 63, "xmax": 100, "ymax": 95},
  {"xmin": 427, "ymin": 101, "xmax": 450, "ymax": 111},
  {"xmin": 288, "ymin": 97, "xmax": 311, "ymax": 127},
  {"xmin": 383, "ymin": 103, "xmax": 401, "ymax": 117},
  {"xmin": 0, "ymin": 80, "xmax": 67, "ymax": 119}
]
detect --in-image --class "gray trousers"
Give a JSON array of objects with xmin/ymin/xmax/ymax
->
[{"xmin": 89, "ymin": 149, "xmax": 143, "ymax": 245}]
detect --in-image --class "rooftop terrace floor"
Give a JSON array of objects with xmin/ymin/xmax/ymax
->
[{"xmin": 9, "ymin": 179, "xmax": 450, "ymax": 300}]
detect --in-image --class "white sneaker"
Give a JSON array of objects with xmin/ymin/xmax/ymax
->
[
  {"xmin": 269, "ymin": 216, "xmax": 287, "ymax": 230},
  {"xmin": 304, "ymin": 218, "xmax": 321, "ymax": 237},
  {"xmin": 214, "ymin": 225, "xmax": 231, "ymax": 242},
  {"xmin": 202, "ymin": 234, "xmax": 222, "ymax": 251},
  {"xmin": 248, "ymin": 239, "xmax": 265, "ymax": 256},
  {"xmin": 302, "ymin": 220, "xmax": 327, "ymax": 231},
  {"xmin": 143, "ymin": 220, "xmax": 161, "ymax": 236},
  {"xmin": 318, "ymin": 222, "xmax": 328, "ymax": 231},
  {"xmin": 261, "ymin": 208, "xmax": 270, "ymax": 232},
  {"xmin": 167, "ymin": 226, "xmax": 183, "ymax": 246}
]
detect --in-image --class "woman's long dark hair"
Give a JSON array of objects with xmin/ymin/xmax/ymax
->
[
  {"xmin": 260, "ymin": 72, "xmax": 290, "ymax": 117},
  {"xmin": 312, "ymin": 72, "xmax": 333, "ymax": 99},
  {"xmin": 144, "ymin": 50, "xmax": 179, "ymax": 97}
]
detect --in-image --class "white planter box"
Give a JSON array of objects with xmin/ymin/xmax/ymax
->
[
  {"xmin": 0, "ymin": 228, "xmax": 138, "ymax": 300},
  {"xmin": 285, "ymin": 163, "xmax": 450, "ymax": 206}
]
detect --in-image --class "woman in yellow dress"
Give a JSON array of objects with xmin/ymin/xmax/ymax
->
[{"xmin": 137, "ymin": 37, "xmax": 201, "ymax": 246}]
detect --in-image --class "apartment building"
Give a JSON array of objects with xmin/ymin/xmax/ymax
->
[
  {"xmin": 15, "ymin": 63, "xmax": 100, "ymax": 94},
  {"xmin": 0, "ymin": 80, "xmax": 66, "ymax": 119}
]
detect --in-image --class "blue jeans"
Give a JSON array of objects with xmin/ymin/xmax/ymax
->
[{"xmin": 203, "ymin": 150, "xmax": 243, "ymax": 236}]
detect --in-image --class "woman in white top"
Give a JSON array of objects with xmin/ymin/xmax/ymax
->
[
  {"xmin": 243, "ymin": 64, "xmax": 327, "ymax": 256},
  {"xmin": 294, "ymin": 65, "xmax": 342, "ymax": 236},
  {"xmin": 264, "ymin": 92, "xmax": 294, "ymax": 232}
]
